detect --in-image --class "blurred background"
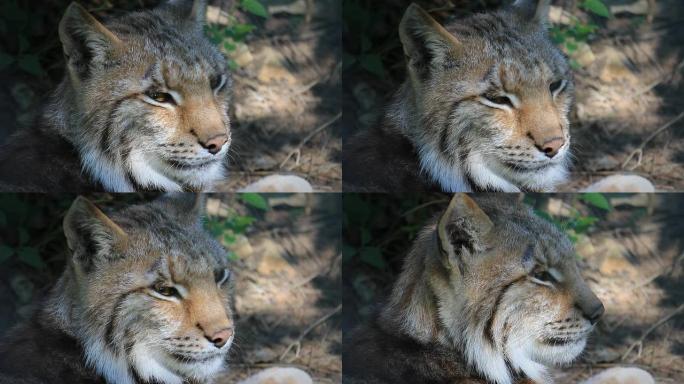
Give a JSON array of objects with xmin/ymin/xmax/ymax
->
[
  {"xmin": 343, "ymin": 0, "xmax": 684, "ymax": 191},
  {"xmin": 0, "ymin": 0, "xmax": 341, "ymax": 191},
  {"xmin": 0, "ymin": 193, "xmax": 341, "ymax": 383},
  {"xmin": 343, "ymin": 193, "xmax": 684, "ymax": 383}
]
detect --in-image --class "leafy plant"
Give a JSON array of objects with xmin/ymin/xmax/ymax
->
[
  {"xmin": 550, "ymin": 0, "xmax": 611, "ymax": 69},
  {"xmin": 205, "ymin": 0, "xmax": 269, "ymax": 70}
]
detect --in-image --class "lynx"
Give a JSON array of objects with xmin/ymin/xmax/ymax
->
[
  {"xmin": 0, "ymin": 195, "xmax": 311, "ymax": 384},
  {"xmin": 0, "ymin": 0, "xmax": 232, "ymax": 192},
  {"xmin": 344, "ymin": 0, "xmax": 573, "ymax": 192},
  {"xmin": 343, "ymin": 194, "xmax": 604, "ymax": 384}
]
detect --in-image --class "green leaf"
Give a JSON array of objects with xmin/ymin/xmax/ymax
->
[
  {"xmin": 11, "ymin": 275, "xmax": 34, "ymax": 304},
  {"xmin": 241, "ymin": 0, "xmax": 269, "ymax": 18},
  {"xmin": 580, "ymin": 193, "xmax": 612, "ymax": 211},
  {"xmin": 18, "ymin": 227, "xmax": 29, "ymax": 245},
  {"xmin": 0, "ymin": 245, "xmax": 13, "ymax": 263},
  {"xmin": 361, "ymin": 228, "xmax": 371, "ymax": 245},
  {"xmin": 342, "ymin": 244, "xmax": 357, "ymax": 261},
  {"xmin": 359, "ymin": 54, "xmax": 385, "ymax": 78},
  {"xmin": 17, "ymin": 54, "xmax": 43, "ymax": 76},
  {"xmin": 582, "ymin": 0, "xmax": 611, "ymax": 18},
  {"xmin": 227, "ymin": 59, "xmax": 239, "ymax": 71},
  {"xmin": 226, "ymin": 250, "xmax": 239, "ymax": 261},
  {"xmin": 241, "ymin": 193, "xmax": 269, "ymax": 210},
  {"xmin": 360, "ymin": 247, "xmax": 386, "ymax": 269},
  {"xmin": 0, "ymin": 51, "xmax": 14, "ymax": 71},
  {"xmin": 17, "ymin": 247, "xmax": 46, "ymax": 269}
]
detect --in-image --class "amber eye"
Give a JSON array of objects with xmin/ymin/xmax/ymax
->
[
  {"xmin": 533, "ymin": 270, "xmax": 555, "ymax": 283},
  {"xmin": 484, "ymin": 94, "xmax": 513, "ymax": 107},
  {"xmin": 146, "ymin": 91, "xmax": 175, "ymax": 104},
  {"xmin": 154, "ymin": 283, "xmax": 179, "ymax": 297}
]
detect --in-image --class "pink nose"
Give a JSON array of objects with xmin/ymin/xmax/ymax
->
[
  {"xmin": 206, "ymin": 328, "xmax": 233, "ymax": 348},
  {"xmin": 200, "ymin": 134, "xmax": 228, "ymax": 155}
]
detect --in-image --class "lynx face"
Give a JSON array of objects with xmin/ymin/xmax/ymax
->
[
  {"xmin": 382, "ymin": 194, "xmax": 603, "ymax": 384},
  {"xmin": 393, "ymin": 0, "xmax": 573, "ymax": 192},
  {"xmin": 54, "ymin": 1, "xmax": 232, "ymax": 191},
  {"xmin": 62, "ymin": 195, "xmax": 233, "ymax": 384}
]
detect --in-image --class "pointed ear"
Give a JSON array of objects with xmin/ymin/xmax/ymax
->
[
  {"xmin": 59, "ymin": 3, "xmax": 121, "ymax": 80},
  {"xmin": 437, "ymin": 194, "xmax": 493, "ymax": 270},
  {"xmin": 164, "ymin": 0, "xmax": 208, "ymax": 25},
  {"xmin": 157, "ymin": 193, "xmax": 206, "ymax": 222},
  {"xmin": 510, "ymin": 0, "xmax": 550, "ymax": 24},
  {"xmin": 399, "ymin": 3, "xmax": 462, "ymax": 77},
  {"xmin": 63, "ymin": 196, "xmax": 128, "ymax": 271}
]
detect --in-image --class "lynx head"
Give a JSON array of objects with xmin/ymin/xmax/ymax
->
[
  {"xmin": 55, "ymin": 0, "xmax": 231, "ymax": 191},
  {"xmin": 382, "ymin": 194, "xmax": 603, "ymax": 384},
  {"xmin": 394, "ymin": 0, "xmax": 573, "ymax": 192},
  {"xmin": 59, "ymin": 194, "xmax": 233, "ymax": 384}
]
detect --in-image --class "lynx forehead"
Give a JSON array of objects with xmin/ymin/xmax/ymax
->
[
  {"xmin": 49, "ymin": 0, "xmax": 232, "ymax": 192},
  {"xmin": 391, "ymin": 0, "xmax": 573, "ymax": 192}
]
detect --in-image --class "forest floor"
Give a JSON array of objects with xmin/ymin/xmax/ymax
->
[
  {"xmin": 551, "ymin": 195, "xmax": 684, "ymax": 383},
  {"xmin": 208, "ymin": 195, "xmax": 342, "ymax": 383},
  {"xmin": 214, "ymin": 0, "xmax": 342, "ymax": 192}
]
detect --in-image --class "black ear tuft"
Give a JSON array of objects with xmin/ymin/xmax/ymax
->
[
  {"xmin": 163, "ymin": 0, "xmax": 208, "ymax": 25},
  {"xmin": 510, "ymin": 0, "xmax": 551, "ymax": 24},
  {"xmin": 156, "ymin": 193, "xmax": 206, "ymax": 223}
]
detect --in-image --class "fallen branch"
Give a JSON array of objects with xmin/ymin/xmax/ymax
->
[
  {"xmin": 279, "ymin": 304, "xmax": 342, "ymax": 362},
  {"xmin": 279, "ymin": 112, "xmax": 342, "ymax": 170},
  {"xmin": 622, "ymin": 111, "xmax": 684, "ymax": 170},
  {"xmin": 621, "ymin": 303, "xmax": 684, "ymax": 362}
]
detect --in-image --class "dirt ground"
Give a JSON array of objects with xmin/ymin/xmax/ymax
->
[
  {"xmin": 342, "ymin": 0, "xmax": 684, "ymax": 191},
  {"xmin": 215, "ymin": 0, "xmax": 342, "ymax": 192},
  {"xmin": 342, "ymin": 194, "xmax": 684, "ymax": 383},
  {"xmin": 208, "ymin": 195, "xmax": 342, "ymax": 383},
  {"xmin": 561, "ymin": 0, "xmax": 684, "ymax": 191},
  {"xmin": 551, "ymin": 195, "xmax": 684, "ymax": 383}
]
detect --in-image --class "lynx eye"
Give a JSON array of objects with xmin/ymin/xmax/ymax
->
[
  {"xmin": 145, "ymin": 90, "xmax": 176, "ymax": 104},
  {"xmin": 153, "ymin": 282, "xmax": 179, "ymax": 297},
  {"xmin": 531, "ymin": 269, "xmax": 556, "ymax": 286},
  {"xmin": 485, "ymin": 96, "xmax": 513, "ymax": 107},
  {"xmin": 550, "ymin": 79, "xmax": 566, "ymax": 96},
  {"xmin": 211, "ymin": 74, "xmax": 227, "ymax": 92},
  {"xmin": 215, "ymin": 268, "xmax": 231, "ymax": 286}
]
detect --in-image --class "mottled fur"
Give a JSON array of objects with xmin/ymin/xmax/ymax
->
[
  {"xmin": 345, "ymin": 0, "xmax": 574, "ymax": 192},
  {"xmin": 0, "ymin": 0, "xmax": 232, "ymax": 192},
  {"xmin": 344, "ymin": 194, "xmax": 604, "ymax": 384},
  {"xmin": 0, "ymin": 195, "xmax": 235, "ymax": 384}
]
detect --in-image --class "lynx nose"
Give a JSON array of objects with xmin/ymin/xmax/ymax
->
[
  {"xmin": 200, "ymin": 134, "xmax": 228, "ymax": 155},
  {"xmin": 206, "ymin": 327, "xmax": 233, "ymax": 348},
  {"xmin": 536, "ymin": 137, "xmax": 564, "ymax": 158},
  {"xmin": 578, "ymin": 301, "xmax": 605, "ymax": 325}
]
